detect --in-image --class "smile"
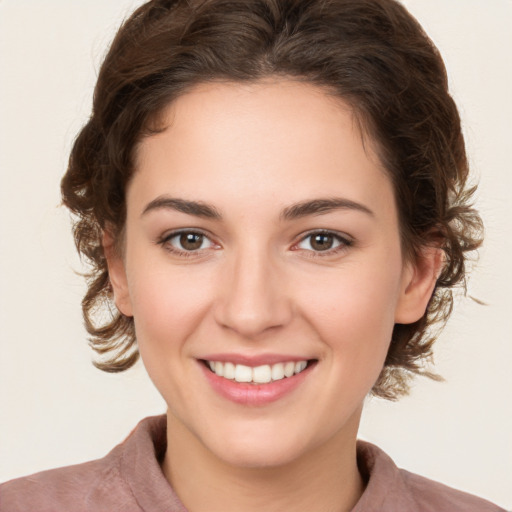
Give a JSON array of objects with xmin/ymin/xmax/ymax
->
[{"xmin": 206, "ymin": 360, "xmax": 310, "ymax": 384}]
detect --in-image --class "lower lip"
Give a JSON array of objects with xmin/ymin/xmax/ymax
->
[{"xmin": 200, "ymin": 361, "xmax": 315, "ymax": 406}]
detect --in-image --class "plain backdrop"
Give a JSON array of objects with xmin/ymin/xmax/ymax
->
[{"xmin": 0, "ymin": 0, "xmax": 511, "ymax": 509}]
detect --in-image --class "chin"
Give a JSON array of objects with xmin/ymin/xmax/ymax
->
[
  {"xmin": 212, "ymin": 436, "xmax": 308, "ymax": 470},
  {"xmin": 200, "ymin": 418, "xmax": 331, "ymax": 470}
]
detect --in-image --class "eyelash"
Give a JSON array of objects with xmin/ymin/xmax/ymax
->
[
  {"xmin": 292, "ymin": 230, "xmax": 354, "ymax": 258},
  {"xmin": 158, "ymin": 229, "xmax": 217, "ymax": 258},
  {"xmin": 157, "ymin": 229, "xmax": 354, "ymax": 258}
]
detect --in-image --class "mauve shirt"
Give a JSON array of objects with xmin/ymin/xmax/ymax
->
[{"xmin": 0, "ymin": 415, "xmax": 506, "ymax": 511}]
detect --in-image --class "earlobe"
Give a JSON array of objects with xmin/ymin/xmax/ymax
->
[
  {"xmin": 102, "ymin": 230, "xmax": 134, "ymax": 317},
  {"xmin": 394, "ymin": 246, "xmax": 444, "ymax": 324}
]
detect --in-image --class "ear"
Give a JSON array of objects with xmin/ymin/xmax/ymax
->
[
  {"xmin": 102, "ymin": 230, "xmax": 133, "ymax": 317},
  {"xmin": 394, "ymin": 246, "xmax": 444, "ymax": 324}
]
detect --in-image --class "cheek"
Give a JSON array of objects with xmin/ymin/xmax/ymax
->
[
  {"xmin": 299, "ymin": 259, "xmax": 403, "ymax": 372},
  {"xmin": 126, "ymin": 260, "xmax": 214, "ymax": 355},
  {"xmin": 126, "ymin": 263, "xmax": 218, "ymax": 408}
]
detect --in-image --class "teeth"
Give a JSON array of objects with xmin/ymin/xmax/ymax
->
[
  {"xmin": 271, "ymin": 363, "xmax": 285, "ymax": 381},
  {"xmin": 214, "ymin": 361, "xmax": 224, "ymax": 377},
  {"xmin": 284, "ymin": 361, "xmax": 295, "ymax": 378},
  {"xmin": 253, "ymin": 365, "xmax": 272, "ymax": 384},
  {"xmin": 223, "ymin": 362, "xmax": 235, "ymax": 380},
  {"xmin": 295, "ymin": 361, "xmax": 307, "ymax": 373},
  {"xmin": 234, "ymin": 364, "xmax": 252, "ymax": 383},
  {"xmin": 207, "ymin": 360, "xmax": 310, "ymax": 383}
]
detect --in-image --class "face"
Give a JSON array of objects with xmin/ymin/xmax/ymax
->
[{"xmin": 107, "ymin": 80, "xmax": 437, "ymax": 469}]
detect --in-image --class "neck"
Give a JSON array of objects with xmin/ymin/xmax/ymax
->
[{"xmin": 161, "ymin": 411, "xmax": 365, "ymax": 512}]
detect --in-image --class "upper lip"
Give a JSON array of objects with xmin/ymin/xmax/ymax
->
[{"xmin": 199, "ymin": 353, "xmax": 315, "ymax": 367}]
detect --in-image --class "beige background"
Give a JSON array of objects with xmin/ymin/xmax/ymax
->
[{"xmin": 0, "ymin": 0, "xmax": 510, "ymax": 508}]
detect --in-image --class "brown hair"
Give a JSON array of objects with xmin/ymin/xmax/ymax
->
[{"xmin": 61, "ymin": 0, "xmax": 482, "ymax": 399}]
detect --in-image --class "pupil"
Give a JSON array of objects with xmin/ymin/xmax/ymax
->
[
  {"xmin": 312, "ymin": 234, "xmax": 333, "ymax": 251},
  {"xmin": 180, "ymin": 233, "xmax": 203, "ymax": 250}
]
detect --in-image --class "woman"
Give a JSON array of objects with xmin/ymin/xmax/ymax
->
[{"xmin": 0, "ymin": 0, "xmax": 507, "ymax": 510}]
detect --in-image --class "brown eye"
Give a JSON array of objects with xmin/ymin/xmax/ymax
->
[
  {"xmin": 162, "ymin": 230, "xmax": 214, "ymax": 253},
  {"xmin": 295, "ymin": 231, "xmax": 351, "ymax": 254},
  {"xmin": 179, "ymin": 232, "xmax": 204, "ymax": 251},
  {"xmin": 310, "ymin": 233, "xmax": 335, "ymax": 251}
]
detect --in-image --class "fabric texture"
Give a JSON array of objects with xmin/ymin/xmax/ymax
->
[{"xmin": 0, "ymin": 415, "xmax": 505, "ymax": 512}]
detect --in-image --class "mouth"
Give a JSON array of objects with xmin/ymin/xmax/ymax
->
[
  {"xmin": 199, "ymin": 357, "xmax": 318, "ymax": 405},
  {"xmin": 202, "ymin": 359, "xmax": 316, "ymax": 384}
]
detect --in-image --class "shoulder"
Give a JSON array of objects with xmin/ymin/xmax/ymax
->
[
  {"xmin": 399, "ymin": 469, "xmax": 506, "ymax": 512},
  {"xmin": 0, "ymin": 443, "xmax": 137, "ymax": 512},
  {"xmin": 355, "ymin": 440, "xmax": 506, "ymax": 512},
  {"xmin": 0, "ymin": 415, "xmax": 169, "ymax": 512}
]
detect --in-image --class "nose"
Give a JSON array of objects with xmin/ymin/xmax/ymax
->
[{"xmin": 214, "ymin": 246, "xmax": 293, "ymax": 339}]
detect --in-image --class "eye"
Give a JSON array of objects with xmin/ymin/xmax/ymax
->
[
  {"xmin": 160, "ymin": 230, "xmax": 215, "ymax": 253},
  {"xmin": 295, "ymin": 231, "xmax": 352, "ymax": 253}
]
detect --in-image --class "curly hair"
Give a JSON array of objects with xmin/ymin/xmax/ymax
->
[{"xmin": 61, "ymin": 0, "xmax": 483, "ymax": 400}]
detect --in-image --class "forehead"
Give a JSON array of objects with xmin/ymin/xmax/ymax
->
[{"xmin": 131, "ymin": 79, "xmax": 395, "ymax": 221}]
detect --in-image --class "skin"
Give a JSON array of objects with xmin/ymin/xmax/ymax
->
[{"xmin": 105, "ymin": 79, "xmax": 441, "ymax": 512}]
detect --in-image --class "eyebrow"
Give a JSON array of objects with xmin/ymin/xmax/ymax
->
[
  {"xmin": 141, "ymin": 196, "xmax": 222, "ymax": 219},
  {"xmin": 280, "ymin": 197, "xmax": 374, "ymax": 220},
  {"xmin": 141, "ymin": 195, "xmax": 374, "ymax": 221}
]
